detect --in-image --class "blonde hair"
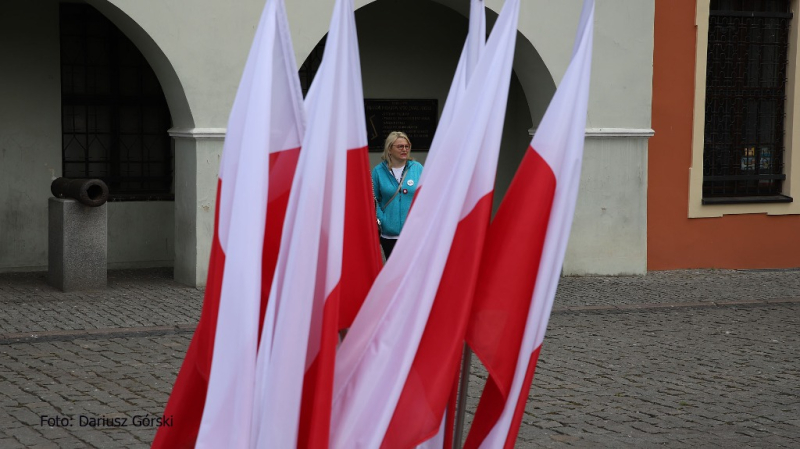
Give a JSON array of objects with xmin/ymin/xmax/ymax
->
[{"xmin": 381, "ymin": 131, "xmax": 413, "ymax": 163}]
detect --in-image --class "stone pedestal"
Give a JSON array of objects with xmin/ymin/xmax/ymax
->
[{"xmin": 48, "ymin": 198, "xmax": 107, "ymax": 291}]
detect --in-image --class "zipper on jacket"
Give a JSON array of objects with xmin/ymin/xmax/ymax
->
[{"xmin": 383, "ymin": 161, "xmax": 409, "ymax": 187}]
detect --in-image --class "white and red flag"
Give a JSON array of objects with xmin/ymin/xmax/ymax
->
[
  {"xmin": 414, "ymin": 1, "xmax": 486, "ymax": 447},
  {"xmin": 249, "ymin": 0, "xmax": 377, "ymax": 448},
  {"xmin": 152, "ymin": 0, "xmax": 304, "ymax": 448},
  {"xmin": 330, "ymin": 1, "xmax": 519, "ymax": 447},
  {"xmin": 464, "ymin": 1, "xmax": 594, "ymax": 448}
]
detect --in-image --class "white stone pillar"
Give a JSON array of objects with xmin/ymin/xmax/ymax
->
[
  {"xmin": 170, "ymin": 128, "xmax": 225, "ymax": 287},
  {"xmin": 563, "ymin": 128, "xmax": 654, "ymax": 276}
]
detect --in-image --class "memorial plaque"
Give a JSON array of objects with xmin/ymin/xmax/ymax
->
[{"xmin": 364, "ymin": 99, "xmax": 438, "ymax": 151}]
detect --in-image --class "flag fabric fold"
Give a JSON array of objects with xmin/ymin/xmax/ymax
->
[
  {"xmin": 338, "ymin": 2, "xmax": 384, "ymax": 330},
  {"xmin": 330, "ymin": 1, "xmax": 519, "ymax": 448},
  {"xmin": 464, "ymin": 1, "xmax": 594, "ymax": 448},
  {"xmin": 153, "ymin": 0, "xmax": 305, "ymax": 448},
  {"xmin": 155, "ymin": 0, "xmax": 591, "ymax": 447},
  {"xmin": 250, "ymin": 0, "xmax": 372, "ymax": 447},
  {"xmin": 193, "ymin": 0, "xmax": 305, "ymax": 447},
  {"xmin": 403, "ymin": 1, "xmax": 487, "ymax": 447}
]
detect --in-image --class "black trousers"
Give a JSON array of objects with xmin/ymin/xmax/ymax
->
[{"xmin": 379, "ymin": 237, "xmax": 398, "ymax": 259}]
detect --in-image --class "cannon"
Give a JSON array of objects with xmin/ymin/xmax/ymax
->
[{"xmin": 50, "ymin": 178, "xmax": 109, "ymax": 207}]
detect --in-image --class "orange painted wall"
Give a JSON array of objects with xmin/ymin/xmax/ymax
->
[{"xmin": 649, "ymin": 0, "xmax": 800, "ymax": 270}]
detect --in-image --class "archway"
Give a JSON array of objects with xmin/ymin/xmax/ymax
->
[
  {"xmin": 86, "ymin": 0, "xmax": 193, "ymax": 129},
  {"xmin": 300, "ymin": 0, "xmax": 554, "ymax": 210},
  {"xmin": 63, "ymin": 1, "xmax": 192, "ymax": 270}
]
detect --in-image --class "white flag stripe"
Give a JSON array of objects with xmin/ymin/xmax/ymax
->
[
  {"xmin": 271, "ymin": 0, "xmax": 306, "ymax": 154},
  {"xmin": 420, "ymin": 1, "xmax": 487, "ymax": 445},
  {"xmin": 420, "ymin": 1, "xmax": 489, "ymax": 217},
  {"xmin": 460, "ymin": 0, "xmax": 494, "ymax": 219},
  {"xmin": 196, "ymin": 0, "xmax": 305, "ymax": 447},
  {"xmin": 466, "ymin": 0, "xmax": 486, "ymax": 82},
  {"xmin": 251, "ymin": 0, "xmax": 361, "ymax": 446},
  {"xmin": 215, "ymin": 21, "xmax": 258, "ymax": 251},
  {"xmin": 479, "ymin": 1, "xmax": 594, "ymax": 447},
  {"xmin": 330, "ymin": 1, "xmax": 519, "ymax": 447}
]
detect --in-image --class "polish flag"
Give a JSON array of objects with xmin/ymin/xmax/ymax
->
[
  {"xmin": 404, "ymin": 1, "xmax": 486, "ymax": 448},
  {"xmin": 329, "ymin": 1, "xmax": 520, "ymax": 448},
  {"xmin": 249, "ymin": 0, "xmax": 373, "ymax": 448},
  {"xmin": 464, "ymin": 1, "xmax": 594, "ymax": 448},
  {"xmin": 153, "ymin": 1, "xmax": 305, "ymax": 448}
]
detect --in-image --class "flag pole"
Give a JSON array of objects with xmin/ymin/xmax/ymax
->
[{"xmin": 453, "ymin": 343, "xmax": 472, "ymax": 448}]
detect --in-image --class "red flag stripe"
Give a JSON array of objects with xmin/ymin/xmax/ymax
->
[
  {"xmin": 152, "ymin": 180, "xmax": 226, "ymax": 449},
  {"xmin": 330, "ymin": 2, "xmax": 519, "ymax": 446},
  {"xmin": 464, "ymin": 0, "xmax": 593, "ymax": 444},
  {"xmin": 443, "ymin": 368, "xmax": 460, "ymax": 449},
  {"xmin": 299, "ymin": 144, "xmax": 379, "ymax": 447},
  {"xmin": 503, "ymin": 346, "xmax": 542, "ymax": 449},
  {"xmin": 158, "ymin": 146, "xmax": 301, "ymax": 448},
  {"xmin": 259, "ymin": 148, "xmax": 301, "ymax": 338},
  {"xmin": 339, "ymin": 146, "xmax": 383, "ymax": 330},
  {"xmin": 467, "ymin": 147, "xmax": 556, "ymax": 393},
  {"xmin": 298, "ymin": 283, "xmax": 341, "ymax": 449},
  {"xmin": 255, "ymin": 0, "xmax": 373, "ymax": 443},
  {"xmin": 382, "ymin": 193, "xmax": 493, "ymax": 448},
  {"xmin": 463, "ymin": 147, "xmax": 556, "ymax": 449}
]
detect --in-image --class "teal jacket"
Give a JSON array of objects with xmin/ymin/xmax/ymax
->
[{"xmin": 372, "ymin": 160, "xmax": 423, "ymax": 237}]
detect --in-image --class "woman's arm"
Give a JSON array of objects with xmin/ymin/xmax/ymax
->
[{"xmin": 372, "ymin": 169, "xmax": 386, "ymax": 225}]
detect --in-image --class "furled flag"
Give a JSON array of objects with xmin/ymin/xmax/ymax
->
[
  {"xmin": 421, "ymin": 0, "xmax": 485, "ymax": 175},
  {"xmin": 249, "ymin": 0, "xmax": 375, "ymax": 448},
  {"xmin": 464, "ymin": 1, "xmax": 594, "ymax": 448},
  {"xmin": 329, "ymin": 1, "xmax": 519, "ymax": 448},
  {"xmin": 404, "ymin": 1, "xmax": 486, "ymax": 448},
  {"xmin": 152, "ymin": 0, "xmax": 305, "ymax": 448},
  {"xmin": 337, "ymin": 20, "xmax": 384, "ymax": 334}
]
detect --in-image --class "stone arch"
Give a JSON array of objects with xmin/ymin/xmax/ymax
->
[
  {"xmin": 85, "ymin": 0, "xmax": 194, "ymax": 129},
  {"xmin": 298, "ymin": 0, "xmax": 556, "ymax": 208},
  {"xmin": 427, "ymin": 0, "xmax": 556, "ymax": 126},
  {"xmin": 64, "ymin": 1, "xmax": 192, "ymax": 274},
  {"xmin": 297, "ymin": 0, "xmax": 556, "ymax": 130}
]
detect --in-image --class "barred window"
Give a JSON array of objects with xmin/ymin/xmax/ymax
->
[
  {"xmin": 702, "ymin": 0, "xmax": 793, "ymax": 203},
  {"xmin": 60, "ymin": 4, "xmax": 173, "ymax": 201}
]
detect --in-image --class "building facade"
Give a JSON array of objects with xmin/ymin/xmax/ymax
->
[
  {"xmin": 0, "ymin": 0, "xmax": 655, "ymax": 286},
  {"xmin": 650, "ymin": 0, "xmax": 800, "ymax": 270}
]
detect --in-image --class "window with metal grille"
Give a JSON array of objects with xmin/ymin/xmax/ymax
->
[
  {"xmin": 60, "ymin": 4, "xmax": 173, "ymax": 201},
  {"xmin": 702, "ymin": 0, "xmax": 793, "ymax": 203}
]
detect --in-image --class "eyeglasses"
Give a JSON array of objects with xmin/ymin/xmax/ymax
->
[{"xmin": 393, "ymin": 144, "xmax": 411, "ymax": 150}]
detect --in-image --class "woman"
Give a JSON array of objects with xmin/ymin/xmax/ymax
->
[{"xmin": 372, "ymin": 131, "xmax": 423, "ymax": 259}]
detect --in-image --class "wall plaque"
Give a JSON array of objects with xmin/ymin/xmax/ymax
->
[{"xmin": 364, "ymin": 99, "xmax": 438, "ymax": 151}]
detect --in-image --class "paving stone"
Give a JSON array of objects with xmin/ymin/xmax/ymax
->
[
  {"xmin": 2, "ymin": 268, "xmax": 799, "ymax": 447},
  {"xmin": 49, "ymin": 437, "xmax": 90, "ymax": 449},
  {"xmin": 7, "ymin": 425, "xmax": 48, "ymax": 447},
  {"xmin": 0, "ymin": 438, "xmax": 27, "ymax": 449}
]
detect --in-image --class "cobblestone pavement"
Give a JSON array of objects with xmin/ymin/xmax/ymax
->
[{"xmin": 0, "ymin": 268, "xmax": 798, "ymax": 448}]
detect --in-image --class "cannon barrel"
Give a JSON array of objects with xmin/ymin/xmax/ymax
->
[{"xmin": 50, "ymin": 178, "xmax": 109, "ymax": 207}]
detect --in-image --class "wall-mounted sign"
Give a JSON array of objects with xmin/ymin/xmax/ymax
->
[{"xmin": 365, "ymin": 99, "xmax": 438, "ymax": 151}]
